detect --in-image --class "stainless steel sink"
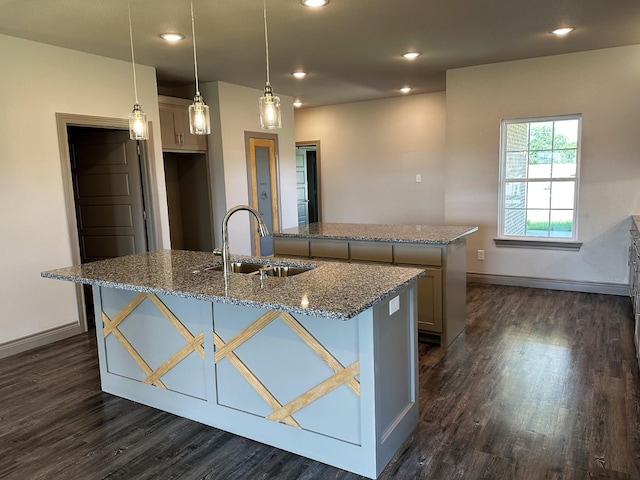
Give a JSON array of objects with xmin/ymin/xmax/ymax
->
[
  {"xmin": 193, "ymin": 261, "xmax": 313, "ymax": 277},
  {"xmin": 214, "ymin": 262, "xmax": 265, "ymax": 274},
  {"xmin": 260, "ymin": 265, "xmax": 312, "ymax": 277}
]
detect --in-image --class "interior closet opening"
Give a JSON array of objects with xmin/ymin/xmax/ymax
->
[{"xmin": 163, "ymin": 152, "xmax": 214, "ymax": 252}]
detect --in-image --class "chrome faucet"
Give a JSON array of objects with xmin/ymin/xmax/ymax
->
[{"xmin": 215, "ymin": 205, "xmax": 270, "ymax": 277}]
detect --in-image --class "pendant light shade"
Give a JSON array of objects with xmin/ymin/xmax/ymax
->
[
  {"xmin": 129, "ymin": 103, "xmax": 149, "ymax": 140},
  {"xmin": 188, "ymin": 0, "xmax": 211, "ymax": 135},
  {"xmin": 189, "ymin": 94, "xmax": 210, "ymax": 135},
  {"xmin": 259, "ymin": 0, "xmax": 281, "ymax": 130},
  {"xmin": 126, "ymin": 0, "xmax": 148, "ymax": 140},
  {"xmin": 259, "ymin": 83, "xmax": 281, "ymax": 129}
]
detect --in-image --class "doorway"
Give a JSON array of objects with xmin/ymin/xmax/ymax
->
[
  {"xmin": 163, "ymin": 152, "xmax": 213, "ymax": 251},
  {"xmin": 67, "ymin": 126, "xmax": 149, "ymax": 328},
  {"xmin": 295, "ymin": 142, "xmax": 321, "ymax": 226},
  {"xmin": 68, "ymin": 127, "xmax": 148, "ymax": 260},
  {"xmin": 246, "ymin": 133, "xmax": 279, "ymax": 256},
  {"xmin": 58, "ymin": 114, "xmax": 156, "ymax": 332}
]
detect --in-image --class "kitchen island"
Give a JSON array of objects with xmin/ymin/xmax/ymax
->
[
  {"xmin": 42, "ymin": 250, "xmax": 424, "ymax": 479},
  {"xmin": 273, "ymin": 222, "xmax": 478, "ymax": 346}
]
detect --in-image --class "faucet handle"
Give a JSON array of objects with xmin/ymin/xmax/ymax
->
[{"xmin": 213, "ymin": 248, "xmax": 223, "ymax": 256}]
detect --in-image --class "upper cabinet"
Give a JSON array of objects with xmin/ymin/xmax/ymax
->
[{"xmin": 158, "ymin": 95, "xmax": 208, "ymax": 152}]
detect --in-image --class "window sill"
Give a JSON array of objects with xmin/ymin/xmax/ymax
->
[{"xmin": 494, "ymin": 238, "xmax": 582, "ymax": 251}]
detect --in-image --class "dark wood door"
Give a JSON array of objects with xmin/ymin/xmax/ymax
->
[{"xmin": 68, "ymin": 127, "xmax": 148, "ymax": 262}]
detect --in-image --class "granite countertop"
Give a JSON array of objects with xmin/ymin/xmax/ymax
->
[
  {"xmin": 41, "ymin": 250, "xmax": 424, "ymax": 321},
  {"xmin": 632, "ymin": 216, "xmax": 640, "ymax": 232},
  {"xmin": 274, "ymin": 222, "xmax": 478, "ymax": 244}
]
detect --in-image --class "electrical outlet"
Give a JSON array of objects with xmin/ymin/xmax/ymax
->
[
  {"xmin": 477, "ymin": 250, "xmax": 485, "ymax": 261},
  {"xmin": 389, "ymin": 295, "xmax": 400, "ymax": 315},
  {"xmin": 415, "ymin": 174, "xmax": 422, "ymax": 183}
]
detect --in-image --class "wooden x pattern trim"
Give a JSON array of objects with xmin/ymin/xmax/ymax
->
[
  {"xmin": 146, "ymin": 294, "xmax": 205, "ymax": 359},
  {"xmin": 267, "ymin": 361, "xmax": 360, "ymax": 422},
  {"xmin": 214, "ymin": 333, "xmax": 300, "ymax": 428},
  {"xmin": 102, "ymin": 292, "xmax": 205, "ymax": 389},
  {"xmin": 144, "ymin": 332, "xmax": 205, "ymax": 386},
  {"xmin": 214, "ymin": 310, "xmax": 280, "ymax": 362},
  {"xmin": 214, "ymin": 309, "xmax": 361, "ymax": 428},
  {"xmin": 279, "ymin": 312, "xmax": 360, "ymax": 396},
  {"xmin": 102, "ymin": 310, "xmax": 167, "ymax": 388},
  {"xmin": 102, "ymin": 293, "xmax": 146, "ymax": 338}
]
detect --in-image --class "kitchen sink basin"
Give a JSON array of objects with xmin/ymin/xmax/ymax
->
[
  {"xmin": 215, "ymin": 262, "xmax": 265, "ymax": 274},
  {"xmin": 193, "ymin": 261, "xmax": 314, "ymax": 277},
  {"xmin": 259, "ymin": 265, "xmax": 312, "ymax": 277}
]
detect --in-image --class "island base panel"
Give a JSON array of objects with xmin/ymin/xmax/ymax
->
[{"xmin": 92, "ymin": 284, "xmax": 418, "ymax": 479}]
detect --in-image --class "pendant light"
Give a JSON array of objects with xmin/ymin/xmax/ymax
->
[
  {"xmin": 188, "ymin": 0, "xmax": 211, "ymax": 135},
  {"xmin": 259, "ymin": 0, "xmax": 281, "ymax": 129},
  {"xmin": 126, "ymin": 0, "xmax": 149, "ymax": 140}
]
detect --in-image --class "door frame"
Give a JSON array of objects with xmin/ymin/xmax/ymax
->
[
  {"xmin": 295, "ymin": 140, "xmax": 322, "ymax": 224},
  {"xmin": 244, "ymin": 131, "xmax": 280, "ymax": 256},
  {"xmin": 56, "ymin": 113, "xmax": 160, "ymax": 331}
]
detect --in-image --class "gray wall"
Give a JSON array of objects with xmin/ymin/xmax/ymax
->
[
  {"xmin": 295, "ymin": 45, "xmax": 640, "ymax": 288},
  {"xmin": 202, "ymin": 81, "xmax": 298, "ymax": 252},
  {"xmin": 295, "ymin": 93, "xmax": 446, "ymax": 225},
  {"xmin": 446, "ymin": 45, "xmax": 640, "ymax": 286},
  {"xmin": 0, "ymin": 33, "xmax": 166, "ymax": 347}
]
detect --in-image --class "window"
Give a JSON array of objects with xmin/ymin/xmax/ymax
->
[{"xmin": 498, "ymin": 115, "xmax": 581, "ymax": 242}]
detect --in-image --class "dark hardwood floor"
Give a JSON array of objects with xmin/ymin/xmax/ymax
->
[{"xmin": 1, "ymin": 284, "xmax": 639, "ymax": 479}]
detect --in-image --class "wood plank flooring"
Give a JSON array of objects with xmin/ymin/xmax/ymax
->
[{"xmin": 1, "ymin": 283, "xmax": 639, "ymax": 479}]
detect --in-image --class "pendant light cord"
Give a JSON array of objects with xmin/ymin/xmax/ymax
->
[
  {"xmin": 190, "ymin": 0, "xmax": 200, "ymax": 96},
  {"xmin": 127, "ymin": 0, "xmax": 139, "ymax": 104},
  {"xmin": 263, "ymin": 0, "xmax": 270, "ymax": 85}
]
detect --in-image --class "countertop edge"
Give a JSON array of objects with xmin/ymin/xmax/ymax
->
[
  {"xmin": 41, "ymin": 265, "xmax": 424, "ymax": 321},
  {"xmin": 273, "ymin": 225, "xmax": 478, "ymax": 245}
]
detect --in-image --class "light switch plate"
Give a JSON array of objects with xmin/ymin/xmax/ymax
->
[{"xmin": 389, "ymin": 295, "xmax": 400, "ymax": 315}]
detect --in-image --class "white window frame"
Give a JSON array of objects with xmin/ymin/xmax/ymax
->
[{"xmin": 497, "ymin": 114, "xmax": 582, "ymax": 246}]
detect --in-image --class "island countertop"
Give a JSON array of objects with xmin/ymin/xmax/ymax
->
[
  {"xmin": 274, "ymin": 222, "xmax": 478, "ymax": 244},
  {"xmin": 41, "ymin": 250, "xmax": 424, "ymax": 321}
]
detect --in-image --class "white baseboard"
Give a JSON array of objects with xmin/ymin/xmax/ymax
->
[
  {"xmin": 467, "ymin": 273, "xmax": 629, "ymax": 296},
  {"xmin": 0, "ymin": 323, "xmax": 83, "ymax": 360}
]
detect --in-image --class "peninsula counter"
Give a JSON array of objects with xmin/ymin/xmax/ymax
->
[
  {"xmin": 273, "ymin": 222, "xmax": 478, "ymax": 346},
  {"xmin": 43, "ymin": 250, "xmax": 424, "ymax": 478}
]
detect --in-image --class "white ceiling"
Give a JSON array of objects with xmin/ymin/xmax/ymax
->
[{"xmin": 1, "ymin": 0, "xmax": 639, "ymax": 107}]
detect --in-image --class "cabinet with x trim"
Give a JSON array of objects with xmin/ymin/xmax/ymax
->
[{"xmin": 90, "ymin": 279, "xmax": 418, "ymax": 479}]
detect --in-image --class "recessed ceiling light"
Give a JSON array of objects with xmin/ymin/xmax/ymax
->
[
  {"xmin": 402, "ymin": 52, "xmax": 421, "ymax": 60},
  {"xmin": 400, "ymin": 87, "xmax": 412, "ymax": 94},
  {"xmin": 160, "ymin": 33, "xmax": 185, "ymax": 42},
  {"xmin": 293, "ymin": 100, "xmax": 303, "ymax": 108},
  {"xmin": 292, "ymin": 71, "xmax": 308, "ymax": 79},
  {"xmin": 301, "ymin": 0, "xmax": 329, "ymax": 7},
  {"xmin": 551, "ymin": 27, "xmax": 575, "ymax": 36}
]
